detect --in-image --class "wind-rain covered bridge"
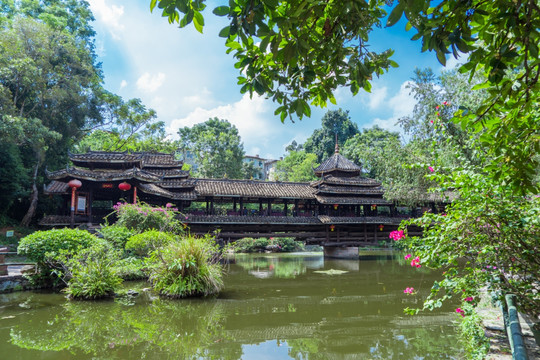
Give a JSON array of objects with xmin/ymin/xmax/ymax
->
[{"xmin": 42, "ymin": 145, "xmax": 435, "ymax": 258}]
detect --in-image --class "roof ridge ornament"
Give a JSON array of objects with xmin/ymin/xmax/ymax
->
[{"xmin": 334, "ymin": 132, "xmax": 339, "ymax": 153}]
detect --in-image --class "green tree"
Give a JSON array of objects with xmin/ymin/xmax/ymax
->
[
  {"xmin": 342, "ymin": 125, "xmax": 400, "ymax": 178},
  {"xmin": 150, "ymin": 0, "xmax": 539, "ymax": 190},
  {"xmin": 178, "ymin": 118, "xmax": 245, "ymax": 179},
  {"xmin": 0, "ymin": 16, "xmax": 101, "ymax": 224},
  {"xmin": 275, "ymin": 150, "xmax": 318, "ymax": 182},
  {"xmin": 241, "ymin": 160, "xmax": 262, "ymax": 180},
  {"xmin": 75, "ymin": 94, "xmax": 177, "ymax": 153},
  {"xmin": 304, "ymin": 109, "xmax": 359, "ymax": 162}
]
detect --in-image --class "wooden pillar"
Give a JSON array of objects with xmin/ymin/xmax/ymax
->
[
  {"xmin": 87, "ymin": 187, "xmax": 93, "ymax": 226},
  {"xmin": 210, "ymin": 198, "xmax": 214, "ymax": 215},
  {"xmin": 259, "ymin": 199, "xmax": 263, "ymax": 215},
  {"xmin": 233, "ymin": 198, "xmax": 237, "ymax": 212},
  {"xmin": 267, "ymin": 198, "xmax": 272, "ymax": 215},
  {"xmin": 294, "ymin": 199, "xmax": 299, "ymax": 217},
  {"xmin": 239, "ymin": 197, "xmax": 244, "ymax": 215},
  {"xmin": 284, "ymin": 199, "xmax": 288, "ymax": 216},
  {"xmin": 205, "ymin": 198, "xmax": 210, "ymax": 215}
]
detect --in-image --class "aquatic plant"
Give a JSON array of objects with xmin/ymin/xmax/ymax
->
[
  {"xmin": 147, "ymin": 234, "xmax": 223, "ymax": 298},
  {"xmin": 60, "ymin": 242, "xmax": 123, "ymax": 300}
]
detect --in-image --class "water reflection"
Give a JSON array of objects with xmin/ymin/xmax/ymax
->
[{"xmin": 1, "ymin": 253, "xmax": 463, "ymax": 359}]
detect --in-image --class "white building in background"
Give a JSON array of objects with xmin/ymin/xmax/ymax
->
[{"xmin": 243, "ymin": 155, "xmax": 280, "ymax": 180}]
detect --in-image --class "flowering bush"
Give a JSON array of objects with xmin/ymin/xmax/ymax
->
[
  {"xmin": 389, "ymin": 230, "xmax": 405, "ymax": 241},
  {"xmin": 112, "ymin": 202, "xmax": 185, "ymax": 234}
]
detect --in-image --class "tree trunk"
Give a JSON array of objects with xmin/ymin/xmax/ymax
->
[{"xmin": 20, "ymin": 161, "xmax": 40, "ymax": 227}]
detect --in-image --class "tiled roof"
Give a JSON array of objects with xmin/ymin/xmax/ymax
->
[
  {"xmin": 145, "ymin": 169, "xmax": 189, "ymax": 178},
  {"xmin": 311, "ymin": 175, "xmax": 381, "ymax": 187},
  {"xmin": 44, "ymin": 180, "xmax": 69, "ymax": 194},
  {"xmin": 138, "ymin": 152, "xmax": 183, "ymax": 168},
  {"xmin": 70, "ymin": 151, "xmax": 141, "ymax": 164},
  {"xmin": 46, "ymin": 167, "xmax": 161, "ymax": 182},
  {"xmin": 313, "ymin": 152, "xmax": 362, "ymax": 175},
  {"xmin": 69, "ymin": 151, "xmax": 182, "ymax": 169},
  {"xmin": 314, "ymin": 184, "xmax": 384, "ymax": 195},
  {"xmin": 157, "ymin": 179, "xmax": 197, "ymax": 189},
  {"xmin": 193, "ymin": 179, "xmax": 315, "ymax": 199},
  {"xmin": 138, "ymin": 183, "xmax": 197, "ymax": 201},
  {"xmin": 315, "ymin": 195, "xmax": 392, "ymax": 205}
]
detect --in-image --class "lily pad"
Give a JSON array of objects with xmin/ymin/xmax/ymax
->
[{"xmin": 313, "ymin": 269, "xmax": 348, "ymax": 275}]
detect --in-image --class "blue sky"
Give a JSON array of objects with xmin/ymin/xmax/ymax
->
[{"xmin": 87, "ymin": 0, "xmax": 461, "ymax": 159}]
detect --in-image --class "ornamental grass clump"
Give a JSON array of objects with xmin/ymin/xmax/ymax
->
[
  {"xmin": 147, "ymin": 235, "xmax": 223, "ymax": 298},
  {"xmin": 59, "ymin": 242, "xmax": 123, "ymax": 300}
]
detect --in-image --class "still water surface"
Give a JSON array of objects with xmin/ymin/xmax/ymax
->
[{"xmin": 0, "ymin": 252, "xmax": 463, "ymax": 359}]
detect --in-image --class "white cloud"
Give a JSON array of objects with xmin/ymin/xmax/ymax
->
[
  {"xmin": 368, "ymin": 86, "xmax": 388, "ymax": 110},
  {"xmin": 136, "ymin": 72, "xmax": 166, "ymax": 93},
  {"xmin": 87, "ymin": 0, "xmax": 124, "ymax": 39},
  {"xmin": 120, "ymin": 80, "xmax": 127, "ymax": 89},
  {"xmin": 167, "ymin": 94, "xmax": 278, "ymax": 155},
  {"xmin": 181, "ymin": 87, "xmax": 214, "ymax": 108},
  {"xmin": 363, "ymin": 81, "xmax": 416, "ymax": 133}
]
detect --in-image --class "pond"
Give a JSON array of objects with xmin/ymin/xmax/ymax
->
[{"xmin": 0, "ymin": 252, "xmax": 463, "ymax": 359}]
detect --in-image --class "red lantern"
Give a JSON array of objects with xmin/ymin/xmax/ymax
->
[
  {"xmin": 330, "ymin": 224, "xmax": 335, "ymax": 232},
  {"xmin": 118, "ymin": 182, "xmax": 131, "ymax": 191},
  {"xmin": 333, "ymin": 204, "xmax": 338, "ymax": 210},
  {"xmin": 379, "ymin": 224, "xmax": 384, "ymax": 231},
  {"xmin": 68, "ymin": 179, "xmax": 82, "ymax": 189}
]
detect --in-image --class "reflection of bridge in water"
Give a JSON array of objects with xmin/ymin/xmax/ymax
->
[{"xmin": 42, "ymin": 147, "xmax": 437, "ymax": 258}]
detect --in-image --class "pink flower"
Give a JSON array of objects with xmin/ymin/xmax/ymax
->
[
  {"xmin": 464, "ymin": 297, "xmax": 474, "ymax": 302},
  {"xmin": 428, "ymin": 166, "xmax": 434, "ymax": 172},
  {"xmin": 404, "ymin": 254, "xmax": 412, "ymax": 260},
  {"xmin": 403, "ymin": 287, "xmax": 415, "ymax": 294},
  {"xmin": 430, "ymin": 120, "xmax": 434, "ymax": 124},
  {"xmin": 456, "ymin": 308, "xmax": 465, "ymax": 317},
  {"xmin": 436, "ymin": 112, "xmax": 440, "ymax": 116},
  {"xmin": 166, "ymin": 203, "xmax": 173, "ymax": 208},
  {"xmin": 435, "ymin": 105, "xmax": 440, "ymax": 110},
  {"xmin": 389, "ymin": 230, "xmax": 405, "ymax": 241},
  {"xmin": 410, "ymin": 256, "xmax": 421, "ymax": 268},
  {"xmin": 443, "ymin": 101, "xmax": 449, "ymax": 106}
]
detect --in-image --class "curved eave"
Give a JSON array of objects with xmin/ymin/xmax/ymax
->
[{"xmin": 46, "ymin": 167, "xmax": 161, "ymax": 183}]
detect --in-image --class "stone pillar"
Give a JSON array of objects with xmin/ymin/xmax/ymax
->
[{"xmin": 323, "ymin": 246, "xmax": 359, "ymax": 260}]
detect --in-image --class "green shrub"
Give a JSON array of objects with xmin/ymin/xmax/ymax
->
[
  {"xmin": 113, "ymin": 256, "xmax": 147, "ymax": 280},
  {"xmin": 147, "ymin": 235, "xmax": 223, "ymax": 298},
  {"xmin": 231, "ymin": 237, "xmax": 304, "ymax": 253},
  {"xmin": 277, "ymin": 237, "xmax": 305, "ymax": 252},
  {"xmin": 61, "ymin": 242, "xmax": 123, "ymax": 300},
  {"xmin": 112, "ymin": 202, "xmax": 185, "ymax": 234},
  {"xmin": 18, "ymin": 229, "xmax": 97, "ymax": 284},
  {"xmin": 458, "ymin": 304, "xmax": 490, "ymax": 360},
  {"xmin": 98, "ymin": 225, "xmax": 136, "ymax": 249},
  {"xmin": 125, "ymin": 230, "xmax": 174, "ymax": 256}
]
